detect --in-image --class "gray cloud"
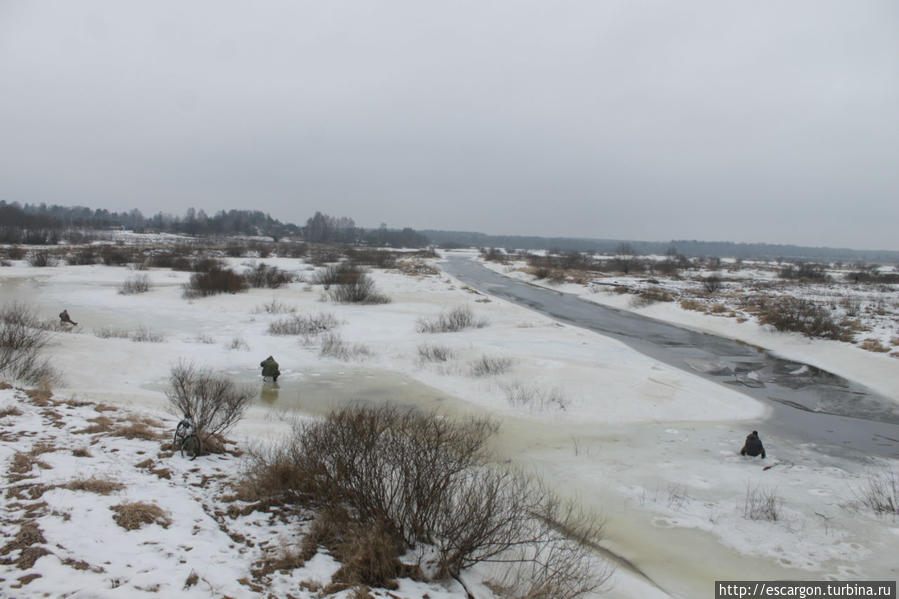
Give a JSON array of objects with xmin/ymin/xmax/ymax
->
[{"xmin": 1, "ymin": 0, "xmax": 897, "ymax": 249}]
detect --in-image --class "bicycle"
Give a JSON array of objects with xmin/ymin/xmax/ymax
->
[{"xmin": 172, "ymin": 418, "xmax": 201, "ymax": 460}]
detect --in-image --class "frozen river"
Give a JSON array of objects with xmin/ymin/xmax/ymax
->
[{"xmin": 444, "ymin": 256, "xmax": 899, "ymax": 459}]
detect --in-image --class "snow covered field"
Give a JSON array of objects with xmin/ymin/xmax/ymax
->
[{"xmin": 1, "ymin": 242, "xmax": 898, "ymax": 597}]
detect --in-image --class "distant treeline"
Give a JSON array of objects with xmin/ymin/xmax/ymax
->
[
  {"xmin": 0, "ymin": 202, "xmax": 429, "ymax": 248},
  {"xmin": 422, "ymin": 230, "xmax": 899, "ymax": 263},
  {"xmin": 2, "ymin": 200, "xmax": 895, "ymax": 260}
]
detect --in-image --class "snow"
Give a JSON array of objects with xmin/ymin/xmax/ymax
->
[{"xmin": 2, "ymin": 240, "xmax": 898, "ymax": 597}]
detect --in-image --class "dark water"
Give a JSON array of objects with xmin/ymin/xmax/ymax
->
[{"xmin": 444, "ymin": 257, "xmax": 899, "ymax": 459}]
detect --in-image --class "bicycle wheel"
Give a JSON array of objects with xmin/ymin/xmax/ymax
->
[{"xmin": 181, "ymin": 434, "xmax": 201, "ymax": 460}]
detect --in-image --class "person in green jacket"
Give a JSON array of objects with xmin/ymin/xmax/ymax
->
[{"xmin": 260, "ymin": 356, "xmax": 280, "ymax": 382}]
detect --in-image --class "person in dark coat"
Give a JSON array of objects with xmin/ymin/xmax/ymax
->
[
  {"xmin": 740, "ymin": 430, "xmax": 766, "ymax": 459},
  {"xmin": 59, "ymin": 309, "xmax": 77, "ymax": 326},
  {"xmin": 260, "ymin": 356, "xmax": 280, "ymax": 382}
]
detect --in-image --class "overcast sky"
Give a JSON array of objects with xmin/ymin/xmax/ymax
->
[{"xmin": 1, "ymin": 1, "xmax": 897, "ymax": 249}]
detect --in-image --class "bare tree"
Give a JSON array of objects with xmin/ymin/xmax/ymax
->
[{"xmin": 614, "ymin": 242, "xmax": 639, "ymax": 274}]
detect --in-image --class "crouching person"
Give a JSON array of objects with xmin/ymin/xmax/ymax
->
[
  {"xmin": 740, "ymin": 430, "xmax": 766, "ymax": 459},
  {"xmin": 260, "ymin": 355, "xmax": 280, "ymax": 382}
]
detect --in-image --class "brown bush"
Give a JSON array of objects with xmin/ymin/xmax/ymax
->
[
  {"xmin": 756, "ymin": 296, "xmax": 853, "ymax": 341},
  {"xmin": 326, "ymin": 274, "xmax": 390, "ymax": 304},
  {"xmin": 859, "ymin": 338, "xmax": 890, "ymax": 353},
  {"xmin": 110, "ymin": 502, "xmax": 171, "ymax": 530},
  {"xmin": 244, "ymin": 263, "xmax": 294, "ymax": 289},
  {"xmin": 183, "ymin": 268, "xmax": 247, "ymax": 298},
  {"xmin": 64, "ymin": 477, "xmax": 125, "ymax": 495}
]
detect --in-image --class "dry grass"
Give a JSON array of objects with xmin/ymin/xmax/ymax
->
[
  {"xmin": 0, "ymin": 521, "xmax": 51, "ymax": 569},
  {"xmin": 417, "ymin": 306, "xmax": 488, "ymax": 333},
  {"xmin": 93, "ymin": 326, "xmax": 132, "ymax": 339},
  {"xmin": 0, "ymin": 405, "xmax": 23, "ymax": 418},
  {"xmin": 72, "ymin": 447, "xmax": 92, "ymax": 457},
  {"xmin": 417, "ymin": 343, "xmax": 454, "ymax": 363},
  {"xmin": 859, "ymin": 338, "xmax": 890, "ymax": 353},
  {"xmin": 470, "ymin": 355, "xmax": 514, "ymax": 376},
  {"xmin": 63, "ymin": 477, "xmax": 125, "ymax": 495},
  {"xmin": 320, "ymin": 333, "xmax": 370, "ymax": 361},
  {"xmin": 397, "ymin": 259, "xmax": 439, "ymax": 277},
  {"xmin": 113, "ymin": 421, "xmax": 166, "ymax": 440},
  {"xmin": 110, "ymin": 502, "xmax": 172, "ymax": 530},
  {"xmin": 10, "ymin": 452, "xmax": 51, "ymax": 475},
  {"xmin": 268, "ymin": 312, "xmax": 339, "ymax": 337},
  {"xmin": 73, "ymin": 415, "xmax": 115, "ymax": 435},
  {"xmin": 251, "ymin": 545, "xmax": 306, "ymax": 580},
  {"xmin": 184, "ymin": 571, "xmax": 199, "ymax": 589},
  {"xmin": 855, "ymin": 470, "xmax": 898, "ymax": 515},
  {"xmin": 679, "ymin": 298, "xmax": 706, "ymax": 312},
  {"xmin": 630, "ymin": 287, "xmax": 674, "ymax": 307},
  {"xmin": 743, "ymin": 484, "xmax": 781, "ymax": 521}
]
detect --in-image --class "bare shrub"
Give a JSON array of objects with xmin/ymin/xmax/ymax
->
[
  {"xmin": 130, "ymin": 327, "xmax": 164, "ymax": 343},
  {"xmin": 326, "ymin": 272, "xmax": 391, "ymax": 304},
  {"xmin": 481, "ymin": 247, "xmax": 508, "ymax": 264},
  {"xmin": 703, "ymin": 275, "xmax": 722, "ymax": 294},
  {"xmin": 118, "ymin": 274, "xmax": 151, "ymax": 295},
  {"xmin": 344, "ymin": 247, "xmax": 399, "ymax": 269},
  {"xmin": 227, "ymin": 336, "xmax": 250, "ymax": 351},
  {"xmin": 855, "ymin": 470, "xmax": 898, "ymax": 515},
  {"xmin": 245, "ymin": 263, "xmax": 294, "ymax": 289},
  {"xmin": 312, "ymin": 261, "xmax": 359, "ymax": 286},
  {"xmin": 225, "ymin": 241, "xmax": 247, "ymax": 257},
  {"xmin": 255, "ymin": 299, "xmax": 296, "ymax": 314},
  {"xmin": 268, "ymin": 313, "xmax": 339, "ymax": 337},
  {"xmin": 307, "ymin": 246, "xmax": 345, "ymax": 266},
  {"xmin": 630, "ymin": 287, "xmax": 674, "ymax": 307},
  {"xmin": 503, "ymin": 382, "xmax": 569, "ymax": 411},
  {"xmin": 743, "ymin": 484, "xmax": 781, "ymax": 521},
  {"xmin": 183, "ymin": 268, "xmax": 248, "ymax": 298},
  {"xmin": 166, "ymin": 361, "xmax": 254, "ymax": 443},
  {"xmin": 756, "ymin": 296, "xmax": 853, "ymax": 341},
  {"xmin": 110, "ymin": 501, "xmax": 171, "ymax": 530},
  {"xmin": 246, "ymin": 405, "xmax": 609, "ymax": 594},
  {"xmin": 320, "ymin": 333, "xmax": 370, "ymax": 360},
  {"xmin": 100, "ymin": 245, "xmax": 135, "ymax": 266},
  {"xmin": 94, "ymin": 327, "xmax": 131, "ymax": 339},
  {"xmin": 67, "ymin": 247, "xmax": 98, "ymax": 265},
  {"xmin": 416, "ymin": 306, "xmax": 487, "ymax": 333},
  {"xmin": 0, "ymin": 303, "xmax": 56, "ymax": 384},
  {"xmin": 27, "ymin": 250, "xmax": 56, "ymax": 267},
  {"xmin": 417, "ymin": 344, "xmax": 454, "ymax": 363},
  {"xmin": 191, "ymin": 256, "xmax": 225, "ymax": 273},
  {"xmin": 779, "ymin": 262, "xmax": 828, "ymax": 281},
  {"xmin": 282, "ymin": 243, "xmax": 308, "ymax": 258},
  {"xmin": 470, "ymin": 355, "xmax": 514, "ymax": 377}
]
